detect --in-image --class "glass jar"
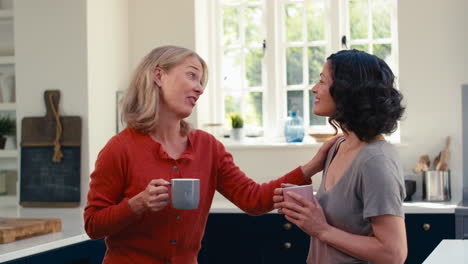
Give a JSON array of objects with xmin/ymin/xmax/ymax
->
[{"xmin": 284, "ymin": 111, "xmax": 304, "ymax": 143}]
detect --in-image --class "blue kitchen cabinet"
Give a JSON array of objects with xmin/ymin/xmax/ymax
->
[
  {"xmin": 405, "ymin": 214, "xmax": 455, "ymax": 264},
  {"xmin": 200, "ymin": 213, "xmax": 455, "ymax": 264},
  {"xmin": 261, "ymin": 214, "xmax": 310, "ymax": 264},
  {"xmin": 199, "ymin": 213, "xmax": 309, "ymax": 264},
  {"xmin": 3, "ymin": 239, "xmax": 105, "ymax": 264}
]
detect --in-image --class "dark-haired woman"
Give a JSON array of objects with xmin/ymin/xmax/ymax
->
[{"xmin": 273, "ymin": 49, "xmax": 407, "ymax": 264}]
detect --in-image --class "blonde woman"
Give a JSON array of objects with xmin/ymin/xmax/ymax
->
[{"xmin": 84, "ymin": 45, "xmax": 337, "ymax": 264}]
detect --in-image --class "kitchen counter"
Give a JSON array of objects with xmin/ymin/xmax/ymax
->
[
  {"xmin": 211, "ymin": 194, "xmax": 459, "ymax": 214},
  {"xmin": 423, "ymin": 239, "xmax": 468, "ymax": 263},
  {"xmin": 0, "ymin": 197, "xmax": 459, "ymax": 262},
  {"xmin": 0, "ymin": 205, "xmax": 89, "ymax": 263}
]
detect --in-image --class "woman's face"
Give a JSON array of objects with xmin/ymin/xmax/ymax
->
[
  {"xmin": 311, "ymin": 60, "xmax": 336, "ymax": 117},
  {"xmin": 155, "ymin": 56, "xmax": 204, "ymax": 119}
]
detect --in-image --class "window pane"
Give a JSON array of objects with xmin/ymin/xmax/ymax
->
[
  {"xmin": 308, "ymin": 91, "xmax": 327, "ymax": 125},
  {"xmin": 306, "ymin": 1, "xmax": 325, "ymax": 41},
  {"xmin": 350, "ymin": 44, "xmax": 369, "ymax": 52},
  {"xmin": 223, "ymin": 7, "xmax": 240, "ymax": 46},
  {"xmin": 246, "ymin": 92, "xmax": 263, "ymax": 126},
  {"xmin": 372, "ymin": 0, "xmax": 391, "ymax": 39},
  {"xmin": 308, "ymin": 46, "xmax": 326, "ymax": 85},
  {"xmin": 287, "ymin": 90, "xmax": 304, "ymax": 118},
  {"xmin": 286, "ymin": 47, "xmax": 303, "ymax": 85},
  {"xmin": 285, "ymin": 3, "xmax": 303, "ymax": 42},
  {"xmin": 225, "ymin": 95, "xmax": 242, "ymax": 127},
  {"xmin": 350, "ymin": 0, "xmax": 369, "ymax": 40},
  {"xmin": 373, "ymin": 43, "xmax": 392, "ymax": 64},
  {"xmin": 246, "ymin": 48, "xmax": 262, "ymax": 87},
  {"xmin": 245, "ymin": 6, "xmax": 263, "ymax": 44},
  {"xmin": 223, "ymin": 48, "xmax": 243, "ymax": 92}
]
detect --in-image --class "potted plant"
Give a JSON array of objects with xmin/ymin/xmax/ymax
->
[
  {"xmin": 230, "ymin": 114, "xmax": 244, "ymax": 141},
  {"xmin": 0, "ymin": 116, "xmax": 16, "ymax": 149}
]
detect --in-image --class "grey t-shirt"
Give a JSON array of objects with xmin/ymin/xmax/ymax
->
[{"xmin": 307, "ymin": 137, "xmax": 405, "ymax": 264}]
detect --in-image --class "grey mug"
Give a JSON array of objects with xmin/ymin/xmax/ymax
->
[{"xmin": 170, "ymin": 178, "xmax": 200, "ymax": 210}]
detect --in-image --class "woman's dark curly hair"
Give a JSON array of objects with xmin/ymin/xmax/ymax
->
[{"xmin": 327, "ymin": 49, "xmax": 405, "ymax": 141}]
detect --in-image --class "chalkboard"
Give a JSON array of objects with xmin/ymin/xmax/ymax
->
[{"xmin": 20, "ymin": 146, "xmax": 81, "ymax": 206}]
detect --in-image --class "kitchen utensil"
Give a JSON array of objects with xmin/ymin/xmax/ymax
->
[
  {"xmin": 20, "ymin": 90, "xmax": 82, "ymax": 207},
  {"xmin": 436, "ymin": 136, "xmax": 451, "ymax": 171},
  {"xmin": 0, "ymin": 217, "xmax": 61, "ymax": 244},
  {"xmin": 433, "ymin": 153, "xmax": 440, "ymax": 170},
  {"xmin": 413, "ymin": 155, "xmax": 430, "ymax": 173},
  {"xmin": 422, "ymin": 170, "xmax": 451, "ymax": 201}
]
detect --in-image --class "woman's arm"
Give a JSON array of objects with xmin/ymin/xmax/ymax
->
[
  {"xmin": 278, "ymin": 193, "xmax": 407, "ymax": 264},
  {"xmin": 216, "ymin": 137, "xmax": 338, "ymax": 215},
  {"xmin": 321, "ymin": 214, "xmax": 407, "ymax": 264},
  {"xmin": 84, "ymin": 137, "xmax": 145, "ymax": 239}
]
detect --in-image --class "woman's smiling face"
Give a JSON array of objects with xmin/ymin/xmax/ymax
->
[{"xmin": 311, "ymin": 60, "xmax": 336, "ymax": 117}]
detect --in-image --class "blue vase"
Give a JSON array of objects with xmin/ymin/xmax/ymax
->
[{"xmin": 284, "ymin": 111, "xmax": 304, "ymax": 143}]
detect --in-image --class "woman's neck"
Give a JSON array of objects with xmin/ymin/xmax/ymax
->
[
  {"xmin": 341, "ymin": 132, "xmax": 384, "ymax": 151},
  {"xmin": 151, "ymin": 113, "xmax": 183, "ymax": 144}
]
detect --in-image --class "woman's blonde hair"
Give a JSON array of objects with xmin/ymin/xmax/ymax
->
[{"xmin": 121, "ymin": 45, "xmax": 208, "ymax": 136}]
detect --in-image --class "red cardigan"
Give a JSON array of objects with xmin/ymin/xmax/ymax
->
[{"xmin": 84, "ymin": 128, "xmax": 310, "ymax": 264}]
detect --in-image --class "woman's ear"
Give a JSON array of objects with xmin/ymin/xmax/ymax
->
[{"xmin": 153, "ymin": 67, "xmax": 164, "ymax": 87}]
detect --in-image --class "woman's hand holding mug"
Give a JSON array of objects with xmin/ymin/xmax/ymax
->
[{"xmin": 129, "ymin": 179, "xmax": 170, "ymax": 215}]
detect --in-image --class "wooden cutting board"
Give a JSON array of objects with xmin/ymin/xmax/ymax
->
[
  {"xmin": 0, "ymin": 217, "xmax": 62, "ymax": 244},
  {"xmin": 20, "ymin": 90, "xmax": 82, "ymax": 207}
]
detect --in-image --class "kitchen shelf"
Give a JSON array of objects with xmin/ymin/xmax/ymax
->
[
  {"xmin": 0, "ymin": 56, "xmax": 14, "ymax": 65},
  {"xmin": 0, "ymin": 103, "xmax": 15, "ymax": 111},
  {"xmin": 0, "ymin": 149, "xmax": 17, "ymax": 158}
]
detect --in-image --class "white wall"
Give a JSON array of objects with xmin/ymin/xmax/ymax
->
[
  {"xmin": 397, "ymin": 0, "xmax": 468, "ymax": 202},
  {"xmin": 14, "ymin": 0, "xmax": 89, "ymax": 204},
  {"xmin": 128, "ymin": 0, "xmax": 196, "ymax": 68},
  {"xmin": 14, "ymin": 0, "xmax": 130, "ymax": 205},
  {"xmin": 86, "ymin": 0, "xmax": 129, "ymax": 202}
]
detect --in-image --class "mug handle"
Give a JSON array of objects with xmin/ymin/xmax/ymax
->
[{"xmin": 165, "ymin": 183, "xmax": 172, "ymax": 204}]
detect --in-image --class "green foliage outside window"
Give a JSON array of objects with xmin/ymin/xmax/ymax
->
[{"xmin": 221, "ymin": 0, "xmax": 395, "ymax": 131}]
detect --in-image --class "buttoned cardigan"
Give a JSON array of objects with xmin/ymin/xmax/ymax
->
[{"xmin": 84, "ymin": 128, "xmax": 310, "ymax": 264}]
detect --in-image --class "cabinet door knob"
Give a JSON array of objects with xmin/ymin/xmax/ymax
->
[
  {"xmin": 283, "ymin": 223, "xmax": 292, "ymax": 230},
  {"xmin": 284, "ymin": 242, "xmax": 292, "ymax": 249},
  {"xmin": 423, "ymin": 223, "xmax": 431, "ymax": 231}
]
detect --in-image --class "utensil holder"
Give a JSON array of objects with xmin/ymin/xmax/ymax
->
[{"xmin": 422, "ymin": 170, "xmax": 451, "ymax": 201}]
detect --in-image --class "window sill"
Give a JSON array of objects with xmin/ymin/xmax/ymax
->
[
  {"xmin": 220, "ymin": 136, "xmax": 408, "ymax": 150},
  {"xmin": 220, "ymin": 136, "xmax": 322, "ymax": 150}
]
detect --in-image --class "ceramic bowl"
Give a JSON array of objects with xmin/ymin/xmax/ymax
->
[{"xmin": 308, "ymin": 133, "xmax": 335, "ymax": 142}]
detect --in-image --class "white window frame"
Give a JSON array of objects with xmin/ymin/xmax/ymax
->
[{"xmin": 196, "ymin": 0, "xmax": 399, "ymax": 141}]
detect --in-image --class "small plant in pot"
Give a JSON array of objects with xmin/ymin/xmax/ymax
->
[
  {"xmin": 230, "ymin": 114, "xmax": 244, "ymax": 141},
  {"xmin": 0, "ymin": 116, "xmax": 16, "ymax": 149}
]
